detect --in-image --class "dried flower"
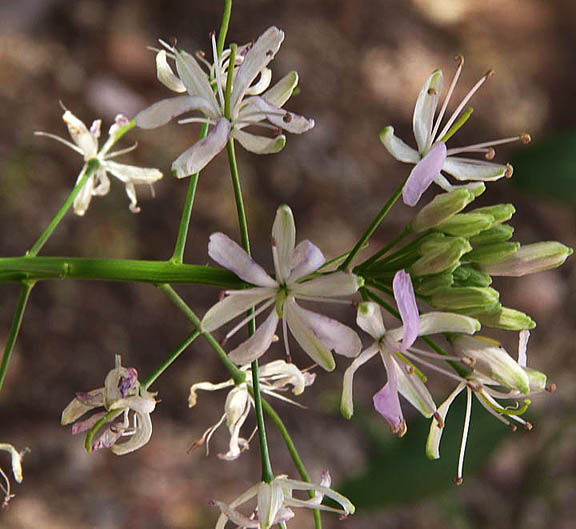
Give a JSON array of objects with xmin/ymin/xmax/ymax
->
[{"xmin": 0, "ymin": 443, "xmax": 27, "ymax": 508}]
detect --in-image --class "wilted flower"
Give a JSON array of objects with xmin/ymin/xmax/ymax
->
[
  {"xmin": 61, "ymin": 355, "xmax": 157, "ymax": 455},
  {"xmin": 341, "ymin": 270, "xmax": 480, "ymax": 436},
  {"xmin": 135, "ymin": 27, "xmax": 314, "ymax": 178},
  {"xmin": 379, "ymin": 56, "xmax": 530, "ymax": 206},
  {"xmin": 212, "ymin": 472, "xmax": 354, "ymax": 529},
  {"xmin": 36, "ymin": 110, "xmax": 162, "ymax": 215},
  {"xmin": 0, "ymin": 443, "xmax": 27, "ymax": 508},
  {"xmin": 202, "ymin": 204, "xmax": 362, "ymax": 371},
  {"xmin": 427, "ymin": 330, "xmax": 552, "ymax": 484},
  {"xmin": 188, "ymin": 360, "xmax": 315, "ymax": 460}
]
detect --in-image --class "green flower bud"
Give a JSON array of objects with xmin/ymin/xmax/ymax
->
[
  {"xmin": 414, "ymin": 271, "xmax": 454, "ymax": 296},
  {"xmin": 411, "ymin": 189, "xmax": 475, "ymax": 232},
  {"xmin": 467, "ymin": 182, "xmax": 486, "ymax": 197},
  {"xmin": 477, "ymin": 307, "xmax": 536, "ymax": 330},
  {"xmin": 469, "ymin": 203, "xmax": 516, "ymax": 224},
  {"xmin": 469, "ymin": 224, "xmax": 515, "ymax": 245},
  {"xmin": 436, "ymin": 212, "xmax": 495, "ymax": 237},
  {"xmin": 453, "ymin": 265, "xmax": 492, "ymax": 287},
  {"xmin": 465, "ymin": 242, "xmax": 520, "ymax": 264},
  {"xmin": 479, "ymin": 241, "xmax": 573, "ymax": 277},
  {"xmin": 411, "ymin": 236, "xmax": 471, "ymax": 276},
  {"xmin": 430, "ymin": 286, "xmax": 500, "ymax": 315}
]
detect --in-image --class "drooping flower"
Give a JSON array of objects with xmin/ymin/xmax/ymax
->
[
  {"xmin": 61, "ymin": 355, "xmax": 157, "ymax": 455},
  {"xmin": 135, "ymin": 27, "xmax": 314, "ymax": 178},
  {"xmin": 0, "ymin": 443, "xmax": 27, "ymax": 508},
  {"xmin": 379, "ymin": 56, "xmax": 530, "ymax": 206},
  {"xmin": 426, "ymin": 330, "xmax": 552, "ymax": 484},
  {"xmin": 212, "ymin": 472, "xmax": 354, "ymax": 529},
  {"xmin": 188, "ymin": 360, "xmax": 315, "ymax": 460},
  {"xmin": 36, "ymin": 110, "xmax": 163, "ymax": 215},
  {"xmin": 341, "ymin": 270, "xmax": 481, "ymax": 436},
  {"xmin": 202, "ymin": 205, "xmax": 362, "ymax": 371}
]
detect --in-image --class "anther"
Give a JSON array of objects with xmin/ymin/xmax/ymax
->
[
  {"xmin": 196, "ymin": 50, "xmax": 206, "ymax": 58},
  {"xmin": 220, "ymin": 337, "xmax": 228, "ymax": 346},
  {"xmin": 546, "ymin": 383, "xmax": 557, "ymax": 393},
  {"xmin": 454, "ymin": 55, "xmax": 464, "ymax": 67},
  {"xmin": 218, "ymin": 290, "xmax": 226, "ymax": 301},
  {"xmin": 283, "ymin": 112, "xmax": 293, "ymax": 123},
  {"xmin": 505, "ymin": 163, "xmax": 514, "ymax": 178},
  {"xmin": 508, "ymin": 424, "xmax": 518, "ymax": 432},
  {"xmin": 433, "ymin": 411, "xmax": 445, "ymax": 429},
  {"xmin": 452, "ymin": 476, "xmax": 464, "ymax": 486},
  {"xmin": 520, "ymin": 133, "xmax": 531, "ymax": 144},
  {"xmin": 484, "ymin": 69, "xmax": 495, "ymax": 79},
  {"xmin": 484, "ymin": 148, "xmax": 496, "ymax": 161},
  {"xmin": 266, "ymin": 49, "xmax": 274, "ymax": 57},
  {"xmin": 406, "ymin": 365, "xmax": 414, "ymax": 375},
  {"xmin": 524, "ymin": 422, "xmax": 533, "ymax": 431},
  {"xmin": 428, "ymin": 88, "xmax": 438, "ymax": 95},
  {"xmin": 169, "ymin": 37, "xmax": 178, "ymax": 48},
  {"xmin": 462, "ymin": 357, "xmax": 476, "ymax": 367}
]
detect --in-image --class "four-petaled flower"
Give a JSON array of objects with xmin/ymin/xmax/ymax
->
[
  {"xmin": 212, "ymin": 472, "xmax": 354, "ymax": 529},
  {"xmin": 202, "ymin": 204, "xmax": 362, "ymax": 371},
  {"xmin": 188, "ymin": 360, "xmax": 315, "ymax": 460},
  {"xmin": 341, "ymin": 270, "xmax": 480, "ymax": 436},
  {"xmin": 36, "ymin": 110, "xmax": 163, "ymax": 215},
  {"xmin": 61, "ymin": 355, "xmax": 157, "ymax": 455},
  {"xmin": 135, "ymin": 27, "xmax": 314, "ymax": 178},
  {"xmin": 379, "ymin": 56, "xmax": 530, "ymax": 206}
]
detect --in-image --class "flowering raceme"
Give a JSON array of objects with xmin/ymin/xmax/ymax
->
[
  {"xmin": 379, "ymin": 56, "xmax": 530, "ymax": 206},
  {"xmin": 36, "ymin": 111, "xmax": 163, "ymax": 215},
  {"xmin": 135, "ymin": 27, "xmax": 314, "ymax": 177},
  {"xmin": 61, "ymin": 355, "xmax": 157, "ymax": 455},
  {"xmin": 202, "ymin": 204, "xmax": 362, "ymax": 371}
]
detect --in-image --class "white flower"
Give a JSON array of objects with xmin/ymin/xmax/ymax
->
[
  {"xmin": 61, "ymin": 355, "xmax": 157, "ymax": 455},
  {"xmin": 0, "ymin": 443, "xmax": 27, "ymax": 508},
  {"xmin": 201, "ymin": 205, "xmax": 362, "ymax": 371},
  {"xmin": 135, "ymin": 27, "xmax": 314, "ymax": 178},
  {"xmin": 188, "ymin": 360, "xmax": 315, "ymax": 461},
  {"xmin": 341, "ymin": 270, "xmax": 480, "ymax": 436},
  {"xmin": 212, "ymin": 472, "xmax": 354, "ymax": 529},
  {"xmin": 379, "ymin": 56, "xmax": 530, "ymax": 206},
  {"xmin": 36, "ymin": 111, "xmax": 163, "ymax": 215}
]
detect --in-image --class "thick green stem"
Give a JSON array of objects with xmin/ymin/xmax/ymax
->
[
  {"xmin": 216, "ymin": 0, "xmax": 233, "ymax": 57},
  {"xmin": 156, "ymin": 283, "xmax": 245, "ymax": 385},
  {"xmin": 339, "ymin": 177, "xmax": 407, "ymax": 271},
  {"xmin": 27, "ymin": 159, "xmax": 100, "ymax": 257},
  {"xmin": 0, "ymin": 257, "xmax": 243, "ymax": 287},
  {"xmin": 141, "ymin": 330, "xmax": 200, "ymax": 391},
  {"xmin": 0, "ymin": 282, "xmax": 35, "ymax": 392}
]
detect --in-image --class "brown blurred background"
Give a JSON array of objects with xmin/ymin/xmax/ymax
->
[{"xmin": 1, "ymin": 0, "xmax": 575, "ymax": 528}]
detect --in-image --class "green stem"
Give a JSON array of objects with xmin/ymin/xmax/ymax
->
[
  {"xmin": 358, "ymin": 226, "xmax": 411, "ymax": 269},
  {"xmin": 156, "ymin": 283, "xmax": 245, "ymax": 384},
  {"xmin": 226, "ymin": 139, "xmax": 251, "ymax": 255},
  {"xmin": 141, "ymin": 330, "xmax": 200, "ymax": 391},
  {"xmin": 339, "ymin": 177, "xmax": 407, "ymax": 271},
  {"xmin": 0, "ymin": 281, "xmax": 35, "ymax": 392},
  {"xmin": 262, "ymin": 399, "xmax": 322, "ymax": 528},
  {"xmin": 0, "ymin": 257, "xmax": 243, "ymax": 287},
  {"xmin": 27, "ymin": 159, "xmax": 100, "ymax": 257},
  {"xmin": 224, "ymin": 44, "xmax": 237, "ymax": 119},
  {"xmin": 216, "ymin": 0, "xmax": 233, "ymax": 58},
  {"xmin": 252, "ymin": 362, "xmax": 274, "ymax": 483},
  {"xmin": 85, "ymin": 409, "xmax": 123, "ymax": 452}
]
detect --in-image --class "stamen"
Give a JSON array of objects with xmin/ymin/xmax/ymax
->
[
  {"xmin": 431, "ymin": 54, "xmax": 465, "ymax": 143},
  {"xmin": 400, "ymin": 349, "xmax": 471, "ymax": 385},
  {"xmin": 282, "ymin": 316, "xmax": 292, "ymax": 363},
  {"xmin": 546, "ymin": 383, "xmax": 557, "ymax": 393},
  {"xmin": 34, "ymin": 131, "xmax": 85, "ymax": 156},
  {"xmin": 106, "ymin": 143, "xmax": 139, "ymax": 159},
  {"xmin": 456, "ymin": 386, "xmax": 473, "ymax": 485},
  {"xmin": 485, "ymin": 148, "xmax": 495, "ymax": 160},
  {"xmin": 433, "ymin": 411, "xmax": 444, "ymax": 428},
  {"xmin": 520, "ymin": 133, "xmax": 531, "ymax": 144},
  {"xmin": 177, "ymin": 117, "xmax": 216, "ymax": 126},
  {"xmin": 505, "ymin": 163, "xmax": 513, "ymax": 178},
  {"xmin": 210, "ymin": 32, "xmax": 226, "ymax": 111},
  {"xmin": 294, "ymin": 296, "xmax": 354, "ymax": 305},
  {"xmin": 447, "ymin": 135, "xmax": 531, "ymax": 155},
  {"xmin": 524, "ymin": 422, "xmax": 533, "ymax": 431},
  {"xmin": 224, "ymin": 298, "xmax": 276, "ymax": 340}
]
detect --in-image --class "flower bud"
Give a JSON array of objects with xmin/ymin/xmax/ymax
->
[
  {"xmin": 452, "ymin": 265, "xmax": 492, "ymax": 287},
  {"xmin": 464, "ymin": 241, "xmax": 520, "ymax": 264},
  {"xmin": 468, "ymin": 203, "xmax": 515, "ymax": 224},
  {"xmin": 436, "ymin": 212, "xmax": 495, "ymax": 237},
  {"xmin": 477, "ymin": 307, "xmax": 535, "ymax": 330},
  {"xmin": 451, "ymin": 335, "xmax": 530, "ymax": 394},
  {"xmin": 411, "ymin": 189, "xmax": 475, "ymax": 232},
  {"xmin": 429, "ymin": 286, "xmax": 500, "ymax": 315},
  {"xmin": 469, "ymin": 224, "xmax": 515, "ymax": 245},
  {"xmin": 479, "ymin": 241, "xmax": 573, "ymax": 277},
  {"xmin": 414, "ymin": 271, "xmax": 454, "ymax": 296},
  {"xmin": 411, "ymin": 236, "xmax": 471, "ymax": 276}
]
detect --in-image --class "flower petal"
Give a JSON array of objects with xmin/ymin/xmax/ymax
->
[
  {"xmin": 393, "ymin": 270, "xmax": 419, "ymax": 350},
  {"xmin": 135, "ymin": 95, "xmax": 216, "ymax": 129},
  {"xmin": 426, "ymin": 383, "xmax": 465, "ymax": 459},
  {"xmin": 171, "ymin": 118, "xmax": 231, "ymax": 177},
  {"xmin": 232, "ymin": 129, "xmax": 286, "ymax": 154},
  {"xmin": 356, "ymin": 302, "xmax": 386, "ymax": 340},
  {"xmin": 379, "ymin": 126, "xmax": 420, "ymax": 163},
  {"xmin": 272, "ymin": 205, "xmax": 296, "ymax": 283},
  {"xmin": 230, "ymin": 26, "xmax": 285, "ymax": 113},
  {"xmin": 244, "ymin": 96, "xmax": 314, "ymax": 134},
  {"xmin": 442, "ymin": 157, "xmax": 507, "ymax": 181},
  {"xmin": 258, "ymin": 480, "xmax": 286, "ymax": 529},
  {"xmin": 518, "ymin": 330, "xmax": 530, "ymax": 367},
  {"xmin": 387, "ymin": 312, "xmax": 480, "ymax": 342},
  {"xmin": 104, "ymin": 161, "xmax": 163, "ymax": 185},
  {"xmin": 63, "ymin": 110, "xmax": 98, "ymax": 158},
  {"xmin": 291, "ymin": 271, "xmax": 361, "ymax": 297},
  {"xmin": 174, "ymin": 48, "xmax": 220, "ymax": 113},
  {"xmin": 110, "ymin": 412, "xmax": 153, "ymax": 455},
  {"xmin": 202, "ymin": 290, "xmax": 276, "ymax": 332},
  {"xmin": 261, "ymin": 71, "xmax": 299, "ymax": 107},
  {"xmin": 287, "ymin": 301, "xmax": 361, "ymax": 359},
  {"xmin": 341, "ymin": 343, "xmax": 379, "ymax": 419},
  {"xmin": 413, "ymin": 69, "xmax": 443, "ymax": 153},
  {"xmin": 393, "ymin": 358, "xmax": 435, "ymax": 418},
  {"xmin": 213, "ymin": 501, "xmax": 261, "ymax": 529},
  {"xmin": 373, "ymin": 354, "xmax": 406, "ymax": 435},
  {"xmin": 156, "ymin": 50, "xmax": 186, "ymax": 93},
  {"xmin": 228, "ymin": 310, "xmax": 280, "ymax": 365},
  {"xmin": 209, "ymin": 232, "xmax": 277, "ymax": 287},
  {"xmin": 403, "ymin": 141, "xmax": 447, "ymax": 207},
  {"xmin": 287, "ymin": 240, "xmax": 325, "ymax": 282}
]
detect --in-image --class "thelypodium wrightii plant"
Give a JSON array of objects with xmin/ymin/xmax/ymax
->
[{"xmin": 0, "ymin": 1, "xmax": 572, "ymax": 525}]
